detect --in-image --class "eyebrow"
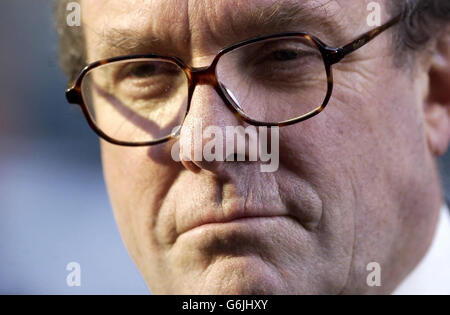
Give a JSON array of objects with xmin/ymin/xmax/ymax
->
[
  {"xmin": 246, "ymin": 0, "xmax": 346, "ymax": 43},
  {"xmin": 96, "ymin": 0, "xmax": 346, "ymax": 59},
  {"xmin": 101, "ymin": 28, "xmax": 167, "ymax": 55}
]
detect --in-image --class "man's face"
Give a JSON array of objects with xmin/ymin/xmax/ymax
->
[{"xmin": 81, "ymin": 0, "xmax": 443, "ymax": 294}]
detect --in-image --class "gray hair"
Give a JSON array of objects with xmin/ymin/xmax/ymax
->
[{"xmin": 54, "ymin": 0, "xmax": 450, "ymax": 80}]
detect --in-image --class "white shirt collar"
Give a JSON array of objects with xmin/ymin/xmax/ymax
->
[{"xmin": 392, "ymin": 204, "xmax": 450, "ymax": 295}]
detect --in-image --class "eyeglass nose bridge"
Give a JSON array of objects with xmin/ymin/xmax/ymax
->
[
  {"xmin": 182, "ymin": 61, "xmax": 249, "ymax": 123},
  {"xmin": 187, "ymin": 64, "xmax": 219, "ymax": 87}
]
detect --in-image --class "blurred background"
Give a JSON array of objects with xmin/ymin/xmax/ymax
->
[
  {"xmin": 0, "ymin": 0, "xmax": 148, "ymax": 294},
  {"xmin": 0, "ymin": 0, "xmax": 448, "ymax": 294}
]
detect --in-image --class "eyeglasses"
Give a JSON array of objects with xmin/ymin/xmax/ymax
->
[{"xmin": 66, "ymin": 14, "xmax": 402, "ymax": 146}]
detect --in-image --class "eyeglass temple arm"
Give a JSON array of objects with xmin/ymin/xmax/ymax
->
[
  {"xmin": 329, "ymin": 13, "xmax": 404, "ymax": 65},
  {"xmin": 66, "ymin": 85, "xmax": 83, "ymax": 105}
]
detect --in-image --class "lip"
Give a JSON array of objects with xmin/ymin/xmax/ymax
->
[
  {"xmin": 172, "ymin": 215, "xmax": 301, "ymax": 255},
  {"xmin": 182, "ymin": 215, "xmax": 296, "ymax": 234},
  {"xmin": 181, "ymin": 216, "xmax": 295, "ymax": 243},
  {"xmin": 175, "ymin": 202, "xmax": 299, "ymax": 240},
  {"xmin": 169, "ymin": 180, "xmax": 323, "ymax": 244}
]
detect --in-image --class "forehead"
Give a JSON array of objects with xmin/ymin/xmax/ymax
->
[{"xmin": 81, "ymin": 0, "xmax": 372, "ymax": 63}]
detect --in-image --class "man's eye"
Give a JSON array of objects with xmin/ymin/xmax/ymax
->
[
  {"xmin": 128, "ymin": 64, "xmax": 158, "ymax": 79},
  {"xmin": 264, "ymin": 48, "xmax": 318, "ymax": 64},
  {"xmin": 122, "ymin": 62, "xmax": 180, "ymax": 81},
  {"xmin": 110, "ymin": 61, "xmax": 184, "ymax": 101},
  {"xmin": 125, "ymin": 63, "xmax": 176, "ymax": 79},
  {"xmin": 271, "ymin": 49, "xmax": 302, "ymax": 62},
  {"xmin": 243, "ymin": 44, "xmax": 323, "ymax": 86},
  {"xmin": 253, "ymin": 48, "xmax": 318, "ymax": 75}
]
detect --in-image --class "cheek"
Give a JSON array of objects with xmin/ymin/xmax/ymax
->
[
  {"xmin": 289, "ymin": 66, "xmax": 426, "ymax": 185},
  {"xmin": 101, "ymin": 143, "xmax": 148, "ymax": 243},
  {"xmin": 100, "ymin": 140, "xmax": 181, "ymax": 250},
  {"xmin": 279, "ymin": 73, "xmax": 425, "ymax": 235}
]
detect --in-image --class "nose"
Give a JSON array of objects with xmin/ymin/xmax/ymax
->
[{"xmin": 177, "ymin": 82, "xmax": 247, "ymax": 173}]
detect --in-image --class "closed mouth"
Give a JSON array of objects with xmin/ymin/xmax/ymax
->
[{"xmin": 177, "ymin": 214, "xmax": 298, "ymax": 239}]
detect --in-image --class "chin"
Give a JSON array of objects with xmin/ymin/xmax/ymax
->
[{"xmin": 184, "ymin": 255, "xmax": 288, "ymax": 294}]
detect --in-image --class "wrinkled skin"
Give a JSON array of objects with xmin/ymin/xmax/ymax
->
[{"xmin": 81, "ymin": 0, "xmax": 450, "ymax": 294}]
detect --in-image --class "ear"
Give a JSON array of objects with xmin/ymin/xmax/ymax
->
[{"xmin": 425, "ymin": 28, "xmax": 450, "ymax": 156}]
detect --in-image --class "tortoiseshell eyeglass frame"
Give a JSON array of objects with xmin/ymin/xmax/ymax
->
[{"xmin": 65, "ymin": 13, "xmax": 403, "ymax": 147}]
